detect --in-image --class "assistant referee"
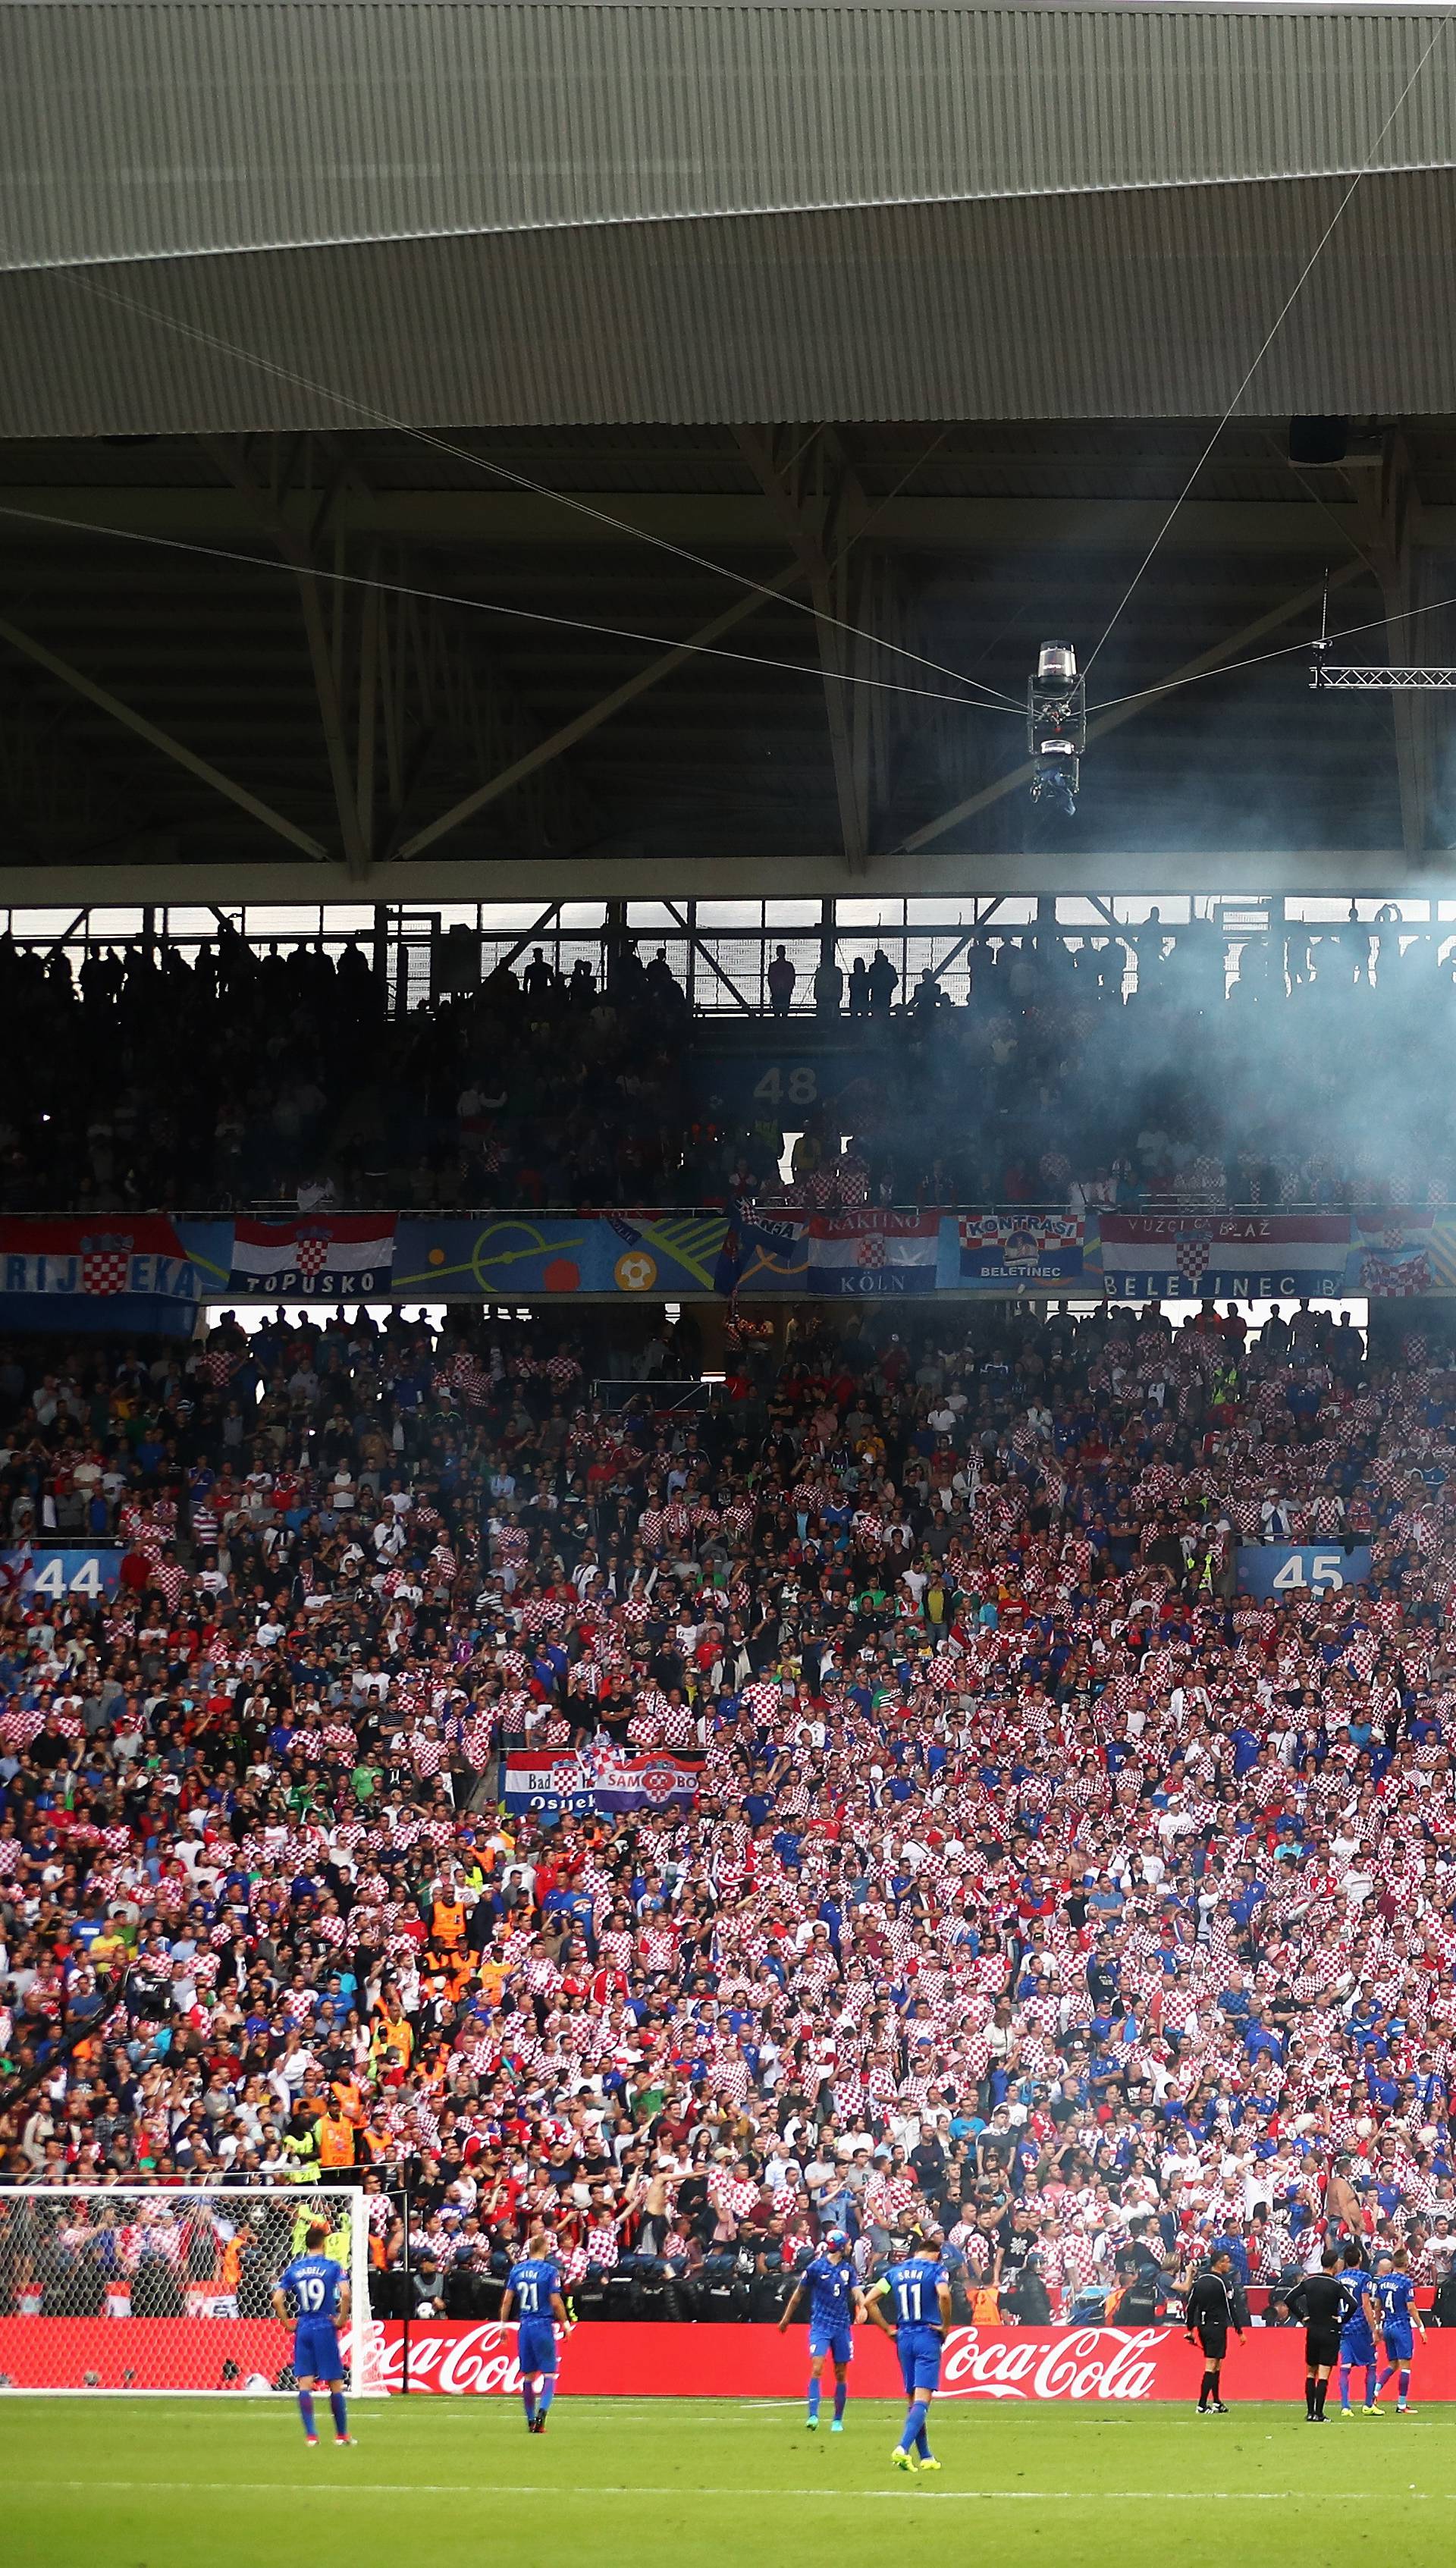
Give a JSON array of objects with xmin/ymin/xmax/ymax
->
[
  {"xmin": 1184, "ymin": 2249, "xmax": 1247, "ymax": 2413},
  {"xmin": 1288, "ymin": 2249, "xmax": 1345, "ymax": 2422}
]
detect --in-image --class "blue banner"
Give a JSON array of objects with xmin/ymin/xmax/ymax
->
[
  {"xmin": 501, "ymin": 1744, "xmax": 704, "ymax": 1813},
  {"xmin": 4, "ymin": 1546, "xmax": 122, "ymax": 1600},
  {"xmin": 694, "ymin": 1044, "xmax": 883, "ymax": 1125},
  {"xmin": 392, "ymin": 1211, "xmax": 729, "ymax": 1299},
  {"xmin": 957, "ymin": 1212, "xmax": 1086, "ymax": 1288},
  {"xmin": 501, "ymin": 1747, "xmax": 598, "ymax": 1816},
  {"xmin": 1236, "ymin": 1544, "xmax": 1373, "ymax": 1599}
]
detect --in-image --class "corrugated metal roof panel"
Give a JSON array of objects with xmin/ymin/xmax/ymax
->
[
  {"xmin": 2, "ymin": 164, "xmax": 1455, "ymax": 432},
  {"xmin": 2, "ymin": 4, "xmax": 1456, "ymax": 272}
]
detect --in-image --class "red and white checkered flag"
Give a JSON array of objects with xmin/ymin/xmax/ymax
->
[
  {"xmin": 1175, "ymin": 1235, "xmax": 1210, "ymax": 1290},
  {"xmin": 80, "ymin": 1235, "xmax": 133, "ymax": 1295}
]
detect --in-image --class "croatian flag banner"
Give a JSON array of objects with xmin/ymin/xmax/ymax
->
[
  {"xmin": 807, "ymin": 1211, "xmax": 940, "ymax": 1295},
  {"xmin": 227, "ymin": 1217, "xmax": 398, "ymax": 1298}
]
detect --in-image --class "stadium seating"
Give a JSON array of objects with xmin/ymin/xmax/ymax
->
[
  {"xmin": 0, "ymin": 921, "xmax": 1453, "ymax": 1214},
  {"xmin": 1, "ymin": 1292, "xmax": 1452, "ymax": 2325}
]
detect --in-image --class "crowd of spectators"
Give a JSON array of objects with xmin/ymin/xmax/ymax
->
[
  {"xmin": 4, "ymin": 1290, "xmax": 1456, "ymax": 2332},
  {"xmin": 3, "ymin": 913, "xmax": 1456, "ymax": 1216}
]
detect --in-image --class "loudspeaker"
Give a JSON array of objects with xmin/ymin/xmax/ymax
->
[{"xmin": 1288, "ymin": 416, "xmax": 1349, "ymax": 466}]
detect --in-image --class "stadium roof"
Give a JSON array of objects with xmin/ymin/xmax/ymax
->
[
  {"xmin": 1, "ymin": 3, "xmax": 1454, "ymax": 893},
  {"xmin": 4, "ymin": 4, "xmax": 1456, "ymax": 433}
]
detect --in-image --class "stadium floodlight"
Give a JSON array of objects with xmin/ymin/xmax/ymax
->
[{"xmin": 1027, "ymin": 641, "xmax": 1086, "ymax": 815}]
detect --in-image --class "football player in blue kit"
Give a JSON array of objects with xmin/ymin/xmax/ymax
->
[
  {"xmin": 778, "ymin": 2227, "xmax": 864, "ymax": 2431},
  {"xmin": 501, "ymin": 2228, "xmax": 570, "ymax": 2434},
  {"xmin": 1372, "ymin": 2249, "xmax": 1426, "ymax": 2413},
  {"xmin": 866, "ymin": 2234, "xmax": 952, "ymax": 2475},
  {"xmin": 272, "ymin": 2219, "xmax": 354, "ymax": 2447},
  {"xmin": 1336, "ymin": 2246, "xmax": 1381, "ymax": 2417}
]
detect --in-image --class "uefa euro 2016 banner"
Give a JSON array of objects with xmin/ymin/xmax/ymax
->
[
  {"xmin": 5, "ymin": 1207, "xmax": 1456, "ymax": 1320},
  {"xmin": 502, "ymin": 1744, "xmax": 705, "ymax": 1815}
]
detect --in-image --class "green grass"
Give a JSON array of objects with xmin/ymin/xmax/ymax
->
[{"xmin": 8, "ymin": 2394, "xmax": 1456, "ymax": 2568}]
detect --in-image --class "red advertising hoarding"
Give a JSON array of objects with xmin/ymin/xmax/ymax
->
[{"xmin": 2, "ymin": 2318, "xmax": 1451, "ymax": 2400}]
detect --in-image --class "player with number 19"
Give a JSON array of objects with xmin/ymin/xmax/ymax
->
[{"xmin": 271, "ymin": 2220, "xmax": 353, "ymax": 2447}]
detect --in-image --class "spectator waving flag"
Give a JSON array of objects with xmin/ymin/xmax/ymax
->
[
  {"xmin": 713, "ymin": 1204, "xmax": 807, "ymax": 1298},
  {"xmin": 1352, "ymin": 1209, "xmax": 1436, "ymax": 1297},
  {"xmin": 228, "ymin": 1216, "xmax": 398, "ymax": 1297}
]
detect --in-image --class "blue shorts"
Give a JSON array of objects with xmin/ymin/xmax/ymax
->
[
  {"xmin": 1382, "ymin": 2328, "xmax": 1414, "ymax": 2364},
  {"xmin": 517, "ymin": 2321, "xmax": 558, "ymax": 2378},
  {"xmin": 1340, "ymin": 2325, "xmax": 1376, "ymax": 2368},
  {"xmin": 897, "ymin": 2327, "xmax": 943, "ymax": 2397},
  {"xmin": 293, "ymin": 2319, "xmax": 344, "ymax": 2383},
  {"xmin": 809, "ymin": 2325, "xmax": 853, "ymax": 2366}
]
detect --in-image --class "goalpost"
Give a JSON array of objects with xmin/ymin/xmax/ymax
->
[{"xmin": 0, "ymin": 2187, "xmax": 386, "ymax": 2396}]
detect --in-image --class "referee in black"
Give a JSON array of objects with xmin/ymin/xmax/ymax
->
[
  {"xmin": 1288, "ymin": 2248, "xmax": 1345, "ymax": 2422},
  {"xmin": 1184, "ymin": 2247, "xmax": 1247, "ymax": 2413}
]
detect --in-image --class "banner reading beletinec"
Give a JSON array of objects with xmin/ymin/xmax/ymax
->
[{"xmin": 1091, "ymin": 1212, "xmax": 1350, "ymax": 1300}]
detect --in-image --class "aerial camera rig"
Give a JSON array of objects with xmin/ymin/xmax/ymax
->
[{"xmin": 1027, "ymin": 642, "xmax": 1087, "ymax": 815}]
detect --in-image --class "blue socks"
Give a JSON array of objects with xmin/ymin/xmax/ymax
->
[
  {"xmin": 900, "ymin": 2398, "xmax": 928, "ymax": 2455},
  {"xmin": 538, "ymin": 2379, "xmax": 556, "ymax": 2417},
  {"xmin": 808, "ymin": 2379, "xmax": 822, "ymax": 2423},
  {"xmin": 329, "ymin": 2391, "xmax": 348, "ymax": 2440},
  {"xmin": 522, "ymin": 2383, "xmax": 538, "ymax": 2425},
  {"xmin": 833, "ymin": 2382, "xmax": 847, "ymax": 2423},
  {"xmin": 298, "ymin": 2391, "xmax": 315, "ymax": 2439}
]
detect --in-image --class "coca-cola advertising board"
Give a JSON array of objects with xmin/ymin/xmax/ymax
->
[
  {"xmin": 371, "ymin": 2320, "xmax": 1432, "ymax": 2402},
  {"xmin": 372, "ymin": 2319, "xmax": 1195, "ymax": 2400},
  {"xmin": 6, "ymin": 2318, "xmax": 1456, "ymax": 2400}
]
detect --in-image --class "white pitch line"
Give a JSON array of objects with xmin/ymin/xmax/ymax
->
[{"xmin": 11, "ymin": 2482, "xmax": 1442, "ymax": 2503}]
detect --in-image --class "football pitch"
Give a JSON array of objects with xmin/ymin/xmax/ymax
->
[{"xmin": 9, "ymin": 2395, "xmax": 1456, "ymax": 2568}]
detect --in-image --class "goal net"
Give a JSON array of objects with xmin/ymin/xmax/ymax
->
[{"xmin": 0, "ymin": 2186, "xmax": 385, "ymax": 2396}]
